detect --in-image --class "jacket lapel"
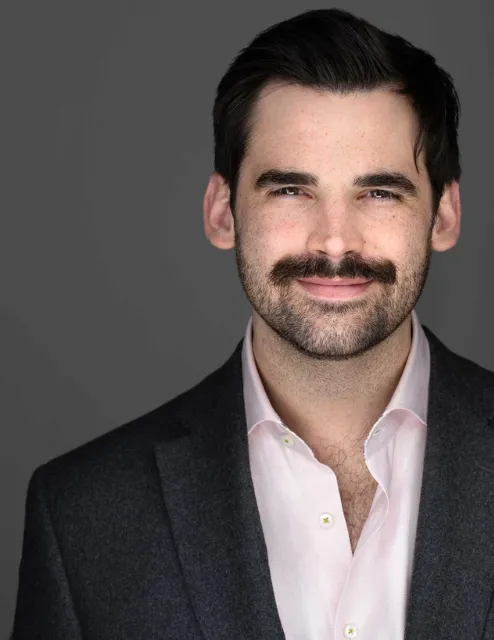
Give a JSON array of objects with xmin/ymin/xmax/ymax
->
[
  {"xmin": 405, "ymin": 325, "xmax": 494, "ymax": 639},
  {"xmin": 154, "ymin": 339, "xmax": 285, "ymax": 640}
]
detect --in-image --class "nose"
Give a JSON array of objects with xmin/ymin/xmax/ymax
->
[{"xmin": 305, "ymin": 201, "xmax": 366, "ymax": 262}]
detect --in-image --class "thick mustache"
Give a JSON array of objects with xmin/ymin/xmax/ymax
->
[
  {"xmin": 280, "ymin": 269, "xmax": 376, "ymax": 281},
  {"xmin": 268, "ymin": 257, "xmax": 396, "ymax": 286}
]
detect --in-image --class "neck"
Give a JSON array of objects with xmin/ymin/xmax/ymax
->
[{"xmin": 251, "ymin": 313, "xmax": 413, "ymax": 446}]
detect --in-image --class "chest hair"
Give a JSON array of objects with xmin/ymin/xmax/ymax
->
[{"xmin": 311, "ymin": 439, "xmax": 378, "ymax": 554}]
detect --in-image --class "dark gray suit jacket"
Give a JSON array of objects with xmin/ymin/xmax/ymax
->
[{"xmin": 11, "ymin": 324, "xmax": 494, "ymax": 639}]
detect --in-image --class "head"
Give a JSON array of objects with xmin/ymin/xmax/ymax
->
[{"xmin": 204, "ymin": 8, "xmax": 461, "ymax": 361}]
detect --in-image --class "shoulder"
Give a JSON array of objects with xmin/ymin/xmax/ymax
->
[
  {"xmin": 422, "ymin": 323, "xmax": 494, "ymax": 422},
  {"xmin": 423, "ymin": 323, "xmax": 494, "ymax": 380},
  {"xmin": 29, "ymin": 340, "xmax": 242, "ymax": 507}
]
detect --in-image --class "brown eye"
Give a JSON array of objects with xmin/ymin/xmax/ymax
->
[
  {"xmin": 368, "ymin": 189, "xmax": 399, "ymax": 200},
  {"xmin": 271, "ymin": 186, "xmax": 305, "ymax": 197}
]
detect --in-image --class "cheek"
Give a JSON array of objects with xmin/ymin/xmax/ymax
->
[
  {"xmin": 401, "ymin": 221, "xmax": 431, "ymax": 260},
  {"xmin": 240, "ymin": 209, "xmax": 293, "ymax": 258},
  {"xmin": 263, "ymin": 222, "xmax": 306, "ymax": 263},
  {"xmin": 263, "ymin": 206, "xmax": 318, "ymax": 250},
  {"xmin": 365, "ymin": 212, "xmax": 421, "ymax": 255},
  {"xmin": 391, "ymin": 230, "xmax": 430, "ymax": 281}
]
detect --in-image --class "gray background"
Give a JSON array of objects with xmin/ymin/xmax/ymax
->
[{"xmin": 1, "ymin": 0, "xmax": 493, "ymax": 634}]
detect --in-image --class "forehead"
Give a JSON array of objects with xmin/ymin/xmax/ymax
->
[{"xmin": 245, "ymin": 83, "xmax": 423, "ymax": 176}]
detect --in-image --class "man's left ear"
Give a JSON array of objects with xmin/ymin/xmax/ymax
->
[{"xmin": 431, "ymin": 180, "xmax": 461, "ymax": 252}]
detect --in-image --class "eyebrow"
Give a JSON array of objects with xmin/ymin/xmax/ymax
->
[{"xmin": 253, "ymin": 169, "xmax": 419, "ymax": 197}]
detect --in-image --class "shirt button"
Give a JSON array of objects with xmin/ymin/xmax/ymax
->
[
  {"xmin": 319, "ymin": 513, "xmax": 334, "ymax": 528},
  {"xmin": 344, "ymin": 623, "xmax": 358, "ymax": 638},
  {"xmin": 281, "ymin": 434, "xmax": 294, "ymax": 447}
]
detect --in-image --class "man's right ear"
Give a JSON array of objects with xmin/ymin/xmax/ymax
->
[{"xmin": 203, "ymin": 172, "xmax": 235, "ymax": 250}]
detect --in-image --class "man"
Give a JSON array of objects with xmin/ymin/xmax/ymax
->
[{"xmin": 12, "ymin": 7, "xmax": 494, "ymax": 640}]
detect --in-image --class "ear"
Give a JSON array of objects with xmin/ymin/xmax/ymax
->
[
  {"xmin": 203, "ymin": 172, "xmax": 235, "ymax": 250},
  {"xmin": 431, "ymin": 180, "xmax": 461, "ymax": 252}
]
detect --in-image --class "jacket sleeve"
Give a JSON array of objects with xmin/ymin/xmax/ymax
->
[{"xmin": 12, "ymin": 466, "xmax": 83, "ymax": 639}]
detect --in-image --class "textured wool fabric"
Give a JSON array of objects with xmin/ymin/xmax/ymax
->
[
  {"xmin": 11, "ymin": 314, "xmax": 494, "ymax": 639},
  {"xmin": 242, "ymin": 309, "xmax": 428, "ymax": 639}
]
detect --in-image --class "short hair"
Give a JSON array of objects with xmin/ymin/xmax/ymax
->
[{"xmin": 212, "ymin": 8, "xmax": 461, "ymax": 219}]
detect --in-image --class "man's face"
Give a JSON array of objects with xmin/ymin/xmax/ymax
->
[{"xmin": 229, "ymin": 84, "xmax": 442, "ymax": 360}]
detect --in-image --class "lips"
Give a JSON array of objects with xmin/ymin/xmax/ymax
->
[
  {"xmin": 297, "ymin": 277, "xmax": 372, "ymax": 286},
  {"xmin": 297, "ymin": 278, "xmax": 373, "ymax": 300}
]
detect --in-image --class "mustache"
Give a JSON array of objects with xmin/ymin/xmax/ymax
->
[{"xmin": 269, "ymin": 255, "xmax": 396, "ymax": 285}]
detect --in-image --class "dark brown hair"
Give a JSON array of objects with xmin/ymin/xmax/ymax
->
[{"xmin": 212, "ymin": 8, "xmax": 461, "ymax": 219}]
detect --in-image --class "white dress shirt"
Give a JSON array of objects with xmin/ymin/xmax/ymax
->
[{"xmin": 242, "ymin": 309, "xmax": 429, "ymax": 639}]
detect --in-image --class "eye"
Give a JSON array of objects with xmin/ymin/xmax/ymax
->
[
  {"xmin": 270, "ymin": 186, "xmax": 307, "ymax": 197},
  {"xmin": 367, "ymin": 189, "xmax": 400, "ymax": 201}
]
